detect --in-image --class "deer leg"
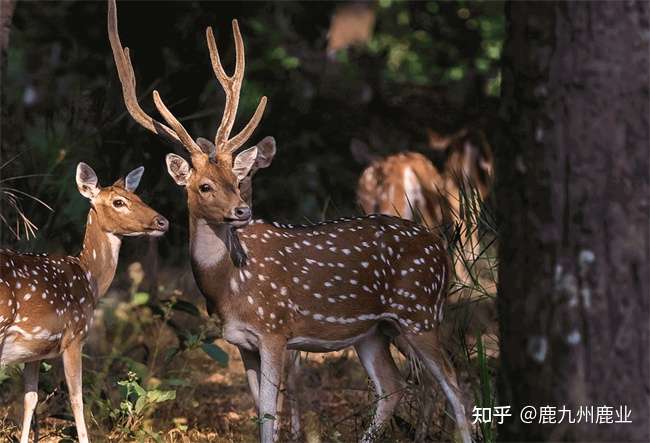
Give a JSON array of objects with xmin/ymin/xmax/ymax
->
[
  {"xmin": 239, "ymin": 347, "xmax": 261, "ymax": 408},
  {"xmin": 403, "ymin": 331, "xmax": 471, "ymax": 443},
  {"xmin": 393, "ymin": 335, "xmax": 436, "ymax": 441},
  {"xmin": 62, "ymin": 340, "xmax": 89, "ymax": 443},
  {"xmin": 19, "ymin": 361, "xmax": 39, "ymax": 443},
  {"xmin": 258, "ymin": 338, "xmax": 286, "ymax": 443},
  {"xmin": 241, "ymin": 347, "xmax": 298, "ymax": 441},
  {"xmin": 284, "ymin": 350, "xmax": 302, "ymax": 440},
  {"xmin": 355, "ymin": 331, "xmax": 405, "ymax": 443}
]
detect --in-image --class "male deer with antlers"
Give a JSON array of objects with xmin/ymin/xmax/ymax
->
[
  {"xmin": 0, "ymin": 163, "xmax": 168, "ymax": 443},
  {"xmin": 108, "ymin": 1, "xmax": 470, "ymax": 441}
]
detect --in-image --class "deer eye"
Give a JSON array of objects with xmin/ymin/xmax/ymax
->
[
  {"xmin": 199, "ymin": 184, "xmax": 212, "ymax": 193},
  {"xmin": 112, "ymin": 199, "xmax": 126, "ymax": 208}
]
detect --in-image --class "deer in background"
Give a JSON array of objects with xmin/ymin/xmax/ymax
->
[
  {"xmin": 326, "ymin": 2, "xmax": 376, "ymax": 59},
  {"xmin": 356, "ymin": 128, "xmax": 494, "ymax": 287},
  {"xmin": 0, "ymin": 163, "xmax": 168, "ymax": 443},
  {"xmin": 108, "ymin": 1, "xmax": 471, "ymax": 441}
]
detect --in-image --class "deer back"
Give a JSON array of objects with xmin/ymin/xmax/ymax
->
[
  {"xmin": 0, "ymin": 251, "xmax": 93, "ymax": 365},
  {"xmin": 357, "ymin": 152, "xmax": 446, "ymax": 228},
  {"xmin": 192, "ymin": 215, "xmax": 449, "ymax": 350}
]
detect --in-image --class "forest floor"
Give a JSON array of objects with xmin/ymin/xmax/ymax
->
[{"xmin": 0, "ymin": 261, "xmax": 498, "ymax": 443}]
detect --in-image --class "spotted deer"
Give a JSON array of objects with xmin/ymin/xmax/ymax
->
[
  {"xmin": 0, "ymin": 163, "xmax": 168, "ymax": 443},
  {"xmin": 107, "ymin": 1, "xmax": 470, "ymax": 441},
  {"xmin": 356, "ymin": 129, "xmax": 493, "ymax": 286}
]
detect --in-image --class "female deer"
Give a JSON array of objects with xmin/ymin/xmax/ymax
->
[
  {"xmin": 356, "ymin": 129, "xmax": 494, "ymax": 286},
  {"xmin": 0, "ymin": 163, "xmax": 168, "ymax": 443}
]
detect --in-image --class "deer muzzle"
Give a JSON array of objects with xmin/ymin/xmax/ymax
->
[
  {"xmin": 226, "ymin": 206, "xmax": 252, "ymax": 227},
  {"xmin": 149, "ymin": 215, "xmax": 170, "ymax": 236}
]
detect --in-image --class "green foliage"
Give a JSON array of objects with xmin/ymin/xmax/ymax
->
[
  {"xmin": 363, "ymin": 1, "xmax": 504, "ymax": 93},
  {"xmin": 131, "ymin": 292, "xmax": 150, "ymax": 306},
  {"xmin": 106, "ymin": 371, "xmax": 176, "ymax": 442},
  {"xmin": 0, "ymin": 366, "xmax": 14, "ymax": 386},
  {"xmin": 253, "ymin": 413, "xmax": 277, "ymax": 426},
  {"xmin": 473, "ymin": 334, "xmax": 496, "ymax": 443},
  {"xmin": 201, "ymin": 342, "xmax": 229, "ymax": 367},
  {"xmin": 79, "ymin": 287, "xmax": 223, "ymax": 441}
]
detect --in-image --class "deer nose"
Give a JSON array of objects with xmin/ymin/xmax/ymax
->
[
  {"xmin": 233, "ymin": 206, "xmax": 251, "ymax": 221},
  {"xmin": 153, "ymin": 216, "xmax": 169, "ymax": 232}
]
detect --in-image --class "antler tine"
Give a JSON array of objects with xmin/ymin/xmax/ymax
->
[
  {"xmin": 225, "ymin": 96, "xmax": 267, "ymax": 153},
  {"xmin": 207, "ymin": 19, "xmax": 266, "ymax": 154},
  {"xmin": 207, "ymin": 25, "xmax": 241, "ymax": 148},
  {"xmin": 206, "ymin": 26, "xmax": 229, "ymax": 85},
  {"xmin": 152, "ymin": 91, "xmax": 203, "ymax": 154},
  {"xmin": 108, "ymin": 0, "xmax": 201, "ymax": 155},
  {"xmin": 231, "ymin": 19, "xmax": 246, "ymax": 84}
]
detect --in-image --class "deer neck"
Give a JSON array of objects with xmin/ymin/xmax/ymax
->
[
  {"xmin": 189, "ymin": 217, "xmax": 242, "ymax": 274},
  {"xmin": 78, "ymin": 208, "xmax": 122, "ymax": 298}
]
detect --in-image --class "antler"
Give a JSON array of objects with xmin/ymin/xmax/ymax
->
[
  {"xmin": 206, "ymin": 21, "xmax": 267, "ymax": 154},
  {"xmin": 107, "ymin": 0, "xmax": 202, "ymax": 155},
  {"xmin": 108, "ymin": 0, "xmax": 266, "ymax": 158}
]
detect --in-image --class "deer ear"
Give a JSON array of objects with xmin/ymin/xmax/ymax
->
[
  {"xmin": 350, "ymin": 138, "xmax": 378, "ymax": 165},
  {"xmin": 253, "ymin": 136, "xmax": 276, "ymax": 169},
  {"xmin": 166, "ymin": 154, "xmax": 192, "ymax": 186},
  {"xmin": 233, "ymin": 146, "xmax": 258, "ymax": 180},
  {"xmin": 427, "ymin": 128, "xmax": 453, "ymax": 151},
  {"xmin": 76, "ymin": 162, "xmax": 100, "ymax": 199},
  {"xmin": 124, "ymin": 166, "xmax": 145, "ymax": 192}
]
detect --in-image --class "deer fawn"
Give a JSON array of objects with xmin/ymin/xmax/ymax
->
[
  {"xmin": 107, "ymin": 0, "xmax": 470, "ymax": 441},
  {"xmin": 357, "ymin": 129, "xmax": 493, "ymax": 287},
  {"xmin": 0, "ymin": 163, "xmax": 168, "ymax": 443}
]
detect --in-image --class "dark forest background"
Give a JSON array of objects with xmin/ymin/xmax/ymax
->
[{"xmin": 0, "ymin": 0, "xmax": 503, "ymax": 264}]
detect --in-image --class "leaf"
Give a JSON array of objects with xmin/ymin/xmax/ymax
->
[
  {"xmin": 132, "ymin": 381, "xmax": 146, "ymax": 398},
  {"xmin": 48, "ymin": 412, "xmax": 74, "ymax": 422},
  {"xmin": 0, "ymin": 368, "xmax": 10, "ymax": 385},
  {"xmin": 121, "ymin": 357, "xmax": 149, "ymax": 381},
  {"xmin": 253, "ymin": 413, "xmax": 276, "ymax": 425},
  {"xmin": 201, "ymin": 343, "xmax": 229, "ymax": 367},
  {"xmin": 134, "ymin": 395, "xmax": 148, "ymax": 414},
  {"xmin": 165, "ymin": 378, "xmax": 190, "ymax": 387},
  {"xmin": 147, "ymin": 389, "xmax": 176, "ymax": 403},
  {"xmin": 163, "ymin": 346, "xmax": 179, "ymax": 363},
  {"xmin": 61, "ymin": 425, "xmax": 78, "ymax": 437},
  {"xmin": 170, "ymin": 299, "xmax": 200, "ymax": 316},
  {"xmin": 131, "ymin": 292, "xmax": 149, "ymax": 306}
]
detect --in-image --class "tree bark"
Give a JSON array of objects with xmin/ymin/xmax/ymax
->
[
  {"xmin": 497, "ymin": 1, "xmax": 649, "ymax": 441},
  {"xmin": 0, "ymin": 0, "xmax": 14, "ymax": 56},
  {"xmin": 0, "ymin": 0, "xmax": 16, "ymax": 245}
]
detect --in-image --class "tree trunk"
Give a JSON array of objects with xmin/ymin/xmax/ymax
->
[
  {"xmin": 497, "ymin": 1, "xmax": 649, "ymax": 441},
  {"xmin": 0, "ymin": 0, "xmax": 16, "ymax": 245},
  {"xmin": 0, "ymin": 0, "xmax": 14, "ymax": 57}
]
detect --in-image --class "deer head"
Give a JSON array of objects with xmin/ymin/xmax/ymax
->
[
  {"xmin": 107, "ymin": 0, "xmax": 266, "ymax": 228},
  {"xmin": 445, "ymin": 131, "xmax": 493, "ymax": 198},
  {"xmin": 427, "ymin": 127, "xmax": 493, "ymax": 197},
  {"xmin": 76, "ymin": 162, "xmax": 168, "ymax": 236}
]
